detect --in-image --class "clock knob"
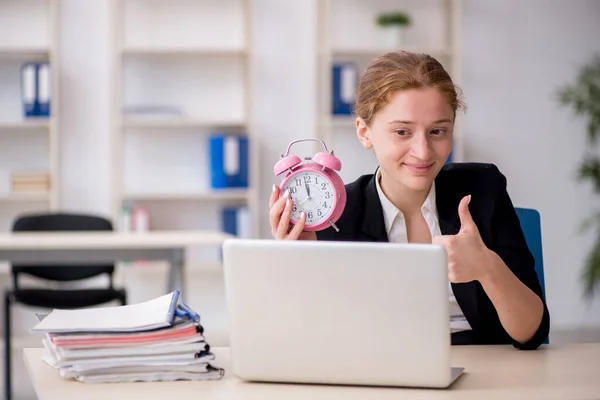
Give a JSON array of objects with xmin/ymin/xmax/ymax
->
[
  {"xmin": 273, "ymin": 154, "xmax": 302, "ymax": 176},
  {"xmin": 313, "ymin": 152, "xmax": 342, "ymax": 171}
]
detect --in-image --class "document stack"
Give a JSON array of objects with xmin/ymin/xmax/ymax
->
[{"xmin": 32, "ymin": 291, "xmax": 224, "ymax": 383}]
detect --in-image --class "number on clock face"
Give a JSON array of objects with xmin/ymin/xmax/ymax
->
[{"xmin": 282, "ymin": 171, "xmax": 334, "ymax": 225}]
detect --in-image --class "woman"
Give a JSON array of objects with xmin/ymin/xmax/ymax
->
[{"xmin": 269, "ymin": 51, "xmax": 549, "ymax": 350}]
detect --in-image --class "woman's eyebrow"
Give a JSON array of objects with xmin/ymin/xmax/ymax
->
[
  {"xmin": 388, "ymin": 120, "xmax": 415, "ymax": 125},
  {"xmin": 387, "ymin": 119, "xmax": 452, "ymax": 125}
]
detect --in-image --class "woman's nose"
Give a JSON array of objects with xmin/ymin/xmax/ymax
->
[{"xmin": 410, "ymin": 134, "xmax": 432, "ymax": 160}]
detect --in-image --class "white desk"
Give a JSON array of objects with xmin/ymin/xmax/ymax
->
[
  {"xmin": 0, "ymin": 231, "xmax": 232, "ymax": 297},
  {"xmin": 23, "ymin": 344, "xmax": 600, "ymax": 400}
]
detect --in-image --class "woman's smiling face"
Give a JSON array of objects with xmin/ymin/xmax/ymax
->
[{"xmin": 357, "ymin": 86, "xmax": 455, "ymax": 193}]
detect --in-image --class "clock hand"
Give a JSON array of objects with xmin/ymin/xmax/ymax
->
[{"xmin": 305, "ymin": 181, "xmax": 311, "ymax": 199}]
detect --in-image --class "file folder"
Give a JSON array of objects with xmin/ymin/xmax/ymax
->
[
  {"xmin": 222, "ymin": 207, "xmax": 251, "ymax": 238},
  {"xmin": 21, "ymin": 62, "xmax": 37, "ymax": 118},
  {"xmin": 32, "ymin": 291, "xmax": 181, "ymax": 333},
  {"xmin": 37, "ymin": 62, "xmax": 51, "ymax": 117},
  {"xmin": 209, "ymin": 134, "xmax": 249, "ymax": 188},
  {"xmin": 332, "ymin": 62, "xmax": 358, "ymax": 115}
]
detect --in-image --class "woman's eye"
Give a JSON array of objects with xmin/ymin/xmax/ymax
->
[
  {"xmin": 395, "ymin": 129, "xmax": 409, "ymax": 136},
  {"xmin": 431, "ymin": 128, "xmax": 446, "ymax": 135}
]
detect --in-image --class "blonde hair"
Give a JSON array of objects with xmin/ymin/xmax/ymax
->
[{"xmin": 354, "ymin": 51, "xmax": 465, "ymax": 126}]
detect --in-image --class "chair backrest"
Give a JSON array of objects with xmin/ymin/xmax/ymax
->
[
  {"xmin": 514, "ymin": 207, "xmax": 549, "ymax": 345},
  {"xmin": 11, "ymin": 213, "xmax": 115, "ymax": 286},
  {"xmin": 514, "ymin": 208, "xmax": 546, "ymax": 301}
]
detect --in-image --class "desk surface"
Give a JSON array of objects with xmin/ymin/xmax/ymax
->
[
  {"xmin": 0, "ymin": 231, "xmax": 231, "ymax": 249},
  {"xmin": 24, "ymin": 344, "xmax": 600, "ymax": 400}
]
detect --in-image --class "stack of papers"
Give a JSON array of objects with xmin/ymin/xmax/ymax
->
[{"xmin": 32, "ymin": 291, "xmax": 224, "ymax": 383}]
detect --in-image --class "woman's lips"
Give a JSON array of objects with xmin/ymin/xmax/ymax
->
[{"xmin": 403, "ymin": 163, "xmax": 434, "ymax": 174}]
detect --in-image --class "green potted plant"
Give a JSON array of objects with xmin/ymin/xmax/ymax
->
[
  {"xmin": 557, "ymin": 54, "xmax": 600, "ymax": 299},
  {"xmin": 376, "ymin": 11, "xmax": 412, "ymax": 48}
]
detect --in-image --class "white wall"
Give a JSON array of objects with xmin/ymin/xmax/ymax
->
[
  {"xmin": 59, "ymin": 0, "xmax": 112, "ymax": 216},
  {"xmin": 253, "ymin": 0, "xmax": 317, "ymax": 237},
  {"xmin": 4, "ymin": 0, "xmax": 597, "ymax": 341},
  {"xmin": 461, "ymin": 0, "xmax": 600, "ymax": 329}
]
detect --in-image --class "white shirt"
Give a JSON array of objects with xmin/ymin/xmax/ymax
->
[{"xmin": 375, "ymin": 168, "xmax": 472, "ymax": 333}]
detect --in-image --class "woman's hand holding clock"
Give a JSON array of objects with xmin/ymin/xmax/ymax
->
[
  {"xmin": 271, "ymin": 138, "xmax": 346, "ymax": 238},
  {"xmin": 269, "ymin": 184, "xmax": 317, "ymax": 241}
]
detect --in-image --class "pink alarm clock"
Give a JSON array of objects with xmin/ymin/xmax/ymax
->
[{"xmin": 274, "ymin": 138, "xmax": 346, "ymax": 232}]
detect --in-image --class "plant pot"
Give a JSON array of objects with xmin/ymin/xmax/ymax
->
[{"xmin": 382, "ymin": 25, "xmax": 407, "ymax": 49}]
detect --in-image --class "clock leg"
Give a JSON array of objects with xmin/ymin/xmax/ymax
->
[{"xmin": 328, "ymin": 220, "xmax": 340, "ymax": 232}]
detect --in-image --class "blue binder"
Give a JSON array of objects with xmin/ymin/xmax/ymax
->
[
  {"xmin": 222, "ymin": 206, "xmax": 251, "ymax": 238},
  {"xmin": 332, "ymin": 62, "xmax": 358, "ymax": 115},
  {"xmin": 21, "ymin": 62, "xmax": 37, "ymax": 118},
  {"xmin": 36, "ymin": 62, "xmax": 51, "ymax": 117},
  {"xmin": 209, "ymin": 135, "xmax": 249, "ymax": 188},
  {"xmin": 222, "ymin": 208, "xmax": 239, "ymax": 236}
]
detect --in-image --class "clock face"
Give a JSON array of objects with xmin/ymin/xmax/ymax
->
[{"xmin": 281, "ymin": 170, "xmax": 335, "ymax": 226}]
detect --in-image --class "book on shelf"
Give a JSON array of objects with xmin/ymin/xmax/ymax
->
[{"xmin": 33, "ymin": 290, "xmax": 225, "ymax": 383}]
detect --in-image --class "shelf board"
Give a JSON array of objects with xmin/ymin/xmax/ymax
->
[
  {"xmin": 0, "ymin": 47, "xmax": 50, "ymax": 59},
  {"xmin": 123, "ymin": 190, "xmax": 251, "ymax": 202},
  {"xmin": 327, "ymin": 47, "xmax": 453, "ymax": 59},
  {"xmin": 0, "ymin": 120, "xmax": 51, "ymax": 132},
  {"xmin": 0, "ymin": 193, "xmax": 50, "ymax": 202},
  {"xmin": 122, "ymin": 119, "xmax": 247, "ymax": 130},
  {"xmin": 121, "ymin": 47, "xmax": 247, "ymax": 57}
]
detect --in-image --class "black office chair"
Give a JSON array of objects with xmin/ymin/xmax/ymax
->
[{"xmin": 4, "ymin": 213, "xmax": 127, "ymax": 400}]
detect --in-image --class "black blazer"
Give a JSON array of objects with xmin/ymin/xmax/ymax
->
[{"xmin": 316, "ymin": 162, "xmax": 550, "ymax": 350}]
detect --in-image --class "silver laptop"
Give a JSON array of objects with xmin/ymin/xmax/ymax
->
[{"xmin": 222, "ymin": 239, "xmax": 464, "ymax": 388}]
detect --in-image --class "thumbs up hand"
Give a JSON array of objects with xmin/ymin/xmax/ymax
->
[{"xmin": 432, "ymin": 195, "xmax": 493, "ymax": 283}]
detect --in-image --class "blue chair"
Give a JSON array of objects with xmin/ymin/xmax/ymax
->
[{"xmin": 515, "ymin": 207, "xmax": 549, "ymax": 344}]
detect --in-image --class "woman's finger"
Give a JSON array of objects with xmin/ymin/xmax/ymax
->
[
  {"xmin": 287, "ymin": 212, "xmax": 306, "ymax": 240},
  {"xmin": 269, "ymin": 184, "xmax": 280, "ymax": 209},
  {"xmin": 276, "ymin": 194, "xmax": 294, "ymax": 238},
  {"xmin": 269, "ymin": 191, "xmax": 288, "ymax": 238}
]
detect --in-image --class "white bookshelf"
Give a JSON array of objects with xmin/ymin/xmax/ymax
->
[
  {"xmin": 315, "ymin": 0, "xmax": 463, "ymax": 184},
  {"xmin": 0, "ymin": 0, "xmax": 60, "ymax": 232},
  {"xmin": 109, "ymin": 0, "xmax": 258, "ymax": 247}
]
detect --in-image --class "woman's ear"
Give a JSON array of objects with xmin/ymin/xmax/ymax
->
[{"xmin": 356, "ymin": 118, "xmax": 373, "ymax": 149}]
